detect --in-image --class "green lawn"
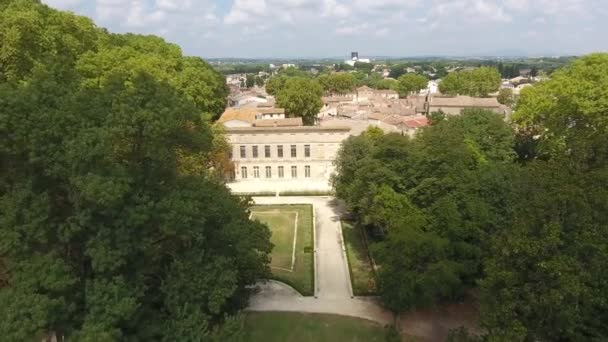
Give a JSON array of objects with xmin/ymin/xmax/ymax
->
[
  {"xmin": 342, "ymin": 221, "xmax": 377, "ymax": 295},
  {"xmin": 251, "ymin": 205, "xmax": 314, "ymax": 295},
  {"xmin": 243, "ymin": 312, "xmax": 386, "ymax": 342}
]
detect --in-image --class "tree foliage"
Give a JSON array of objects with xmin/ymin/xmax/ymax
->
[
  {"xmin": 439, "ymin": 67, "xmax": 501, "ymax": 97},
  {"xmin": 275, "ymin": 77, "xmax": 323, "ymax": 125},
  {"xmin": 497, "ymin": 88, "xmax": 514, "ymax": 106},
  {"xmin": 0, "ymin": 1, "xmax": 271, "ymax": 339},
  {"xmin": 396, "ymin": 74, "xmax": 428, "ymax": 97},
  {"xmin": 317, "ymin": 73, "xmax": 356, "ymax": 95},
  {"xmin": 265, "ymin": 75, "xmax": 287, "ymax": 95},
  {"xmin": 480, "ymin": 53, "xmax": 608, "ymax": 341},
  {"xmin": 333, "ymin": 54, "xmax": 608, "ymax": 341},
  {"xmin": 333, "ymin": 110, "xmax": 516, "ymax": 312}
]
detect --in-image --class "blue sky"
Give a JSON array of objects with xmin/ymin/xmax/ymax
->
[{"xmin": 43, "ymin": 0, "xmax": 608, "ymax": 58}]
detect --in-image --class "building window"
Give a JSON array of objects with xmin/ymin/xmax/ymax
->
[
  {"xmin": 265, "ymin": 166, "xmax": 271, "ymax": 178},
  {"xmin": 291, "ymin": 145, "xmax": 297, "ymax": 158},
  {"xmin": 265, "ymin": 145, "xmax": 271, "ymax": 158},
  {"xmin": 240, "ymin": 146, "xmax": 246, "ymax": 158},
  {"xmin": 229, "ymin": 149, "xmax": 233, "ymax": 160},
  {"xmin": 305, "ymin": 165, "xmax": 311, "ymax": 178},
  {"xmin": 277, "ymin": 145, "xmax": 283, "ymax": 158},
  {"xmin": 304, "ymin": 144, "xmax": 311, "ymax": 158},
  {"xmin": 241, "ymin": 166, "xmax": 247, "ymax": 179},
  {"xmin": 278, "ymin": 166, "xmax": 284, "ymax": 178},
  {"xmin": 253, "ymin": 166, "xmax": 260, "ymax": 178},
  {"xmin": 291, "ymin": 166, "xmax": 297, "ymax": 178},
  {"xmin": 252, "ymin": 146, "xmax": 258, "ymax": 158}
]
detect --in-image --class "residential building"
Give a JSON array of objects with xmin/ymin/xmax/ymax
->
[{"xmin": 427, "ymin": 96, "xmax": 505, "ymax": 115}]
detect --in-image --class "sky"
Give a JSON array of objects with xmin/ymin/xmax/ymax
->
[{"xmin": 43, "ymin": 0, "xmax": 608, "ymax": 59}]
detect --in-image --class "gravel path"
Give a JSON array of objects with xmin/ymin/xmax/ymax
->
[{"xmin": 247, "ymin": 196, "xmax": 392, "ymax": 325}]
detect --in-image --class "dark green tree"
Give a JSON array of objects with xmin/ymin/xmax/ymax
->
[
  {"xmin": 396, "ymin": 74, "xmax": 428, "ymax": 97},
  {"xmin": 0, "ymin": 2, "xmax": 271, "ymax": 340},
  {"xmin": 275, "ymin": 77, "xmax": 323, "ymax": 125}
]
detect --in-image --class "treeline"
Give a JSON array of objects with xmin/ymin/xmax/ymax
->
[
  {"xmin": 439, "ymin": 67, "xmax": 501, "ymax": 97},
  {"xmin": 1, "ymin": 1, "xmax": 271, "ymax": 340},
  {"xmin": 332, "ymin": 54, "xmax": 608, "ymax": 341}
]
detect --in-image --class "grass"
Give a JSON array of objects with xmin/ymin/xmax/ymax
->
[
  {"xmin": 251, "ymin": 211, "xmax": 298, "ymax": 270},
  {"xmin": 251, "ymin": 204, "xmax": 314, "ymax": 296},
  {"xmin": 342, "ymin": 221, "xmax": 377, "ymax": 296},
  {"xmin": 243, "ymin": 312, "xmax": 386, "ymax": 342}
]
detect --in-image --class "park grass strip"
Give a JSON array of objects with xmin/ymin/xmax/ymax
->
[
  {"xmin": 250, "ymin": 204, "xmax": 315, "ymax": 296},
  {"xmin": 341, "ymin": 221, "xmax": 377, "ymax": 296},
  {"xmin": 251, "ymin": 211, "xmax": 299, "ymax": 272}
]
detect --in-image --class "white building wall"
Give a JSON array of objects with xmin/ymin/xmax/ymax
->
[{"xmin": 226, "ymin": 127, "xmax": 350, "ymax": 193}]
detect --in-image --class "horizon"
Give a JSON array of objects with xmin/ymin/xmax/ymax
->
[{"xmin": 42, "ymin": 0, "xmax": 607, "ymax": 59}]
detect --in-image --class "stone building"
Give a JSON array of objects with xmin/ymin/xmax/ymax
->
[
  {"xmin": 225, "ymin": 125, "xmax": 350, "ymax": 193},
  {"xmin": 427, "ymin": 96, "xmax": 506, "ymax": 115},
  {"xmin": 217, "ymin": 107, "xmax": 351, "ymax": 193}
]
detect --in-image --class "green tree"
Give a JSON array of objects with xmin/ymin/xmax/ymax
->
[
  {"xmin": 514, "ymin": 53, "xmax": 608, "ymax": 165},
  {"xmin": 497, "ymin": 88, "xmax": 514, "ymax": 106},
  {"xmin": 375, "ymin": 78, "xmax": 398, "ymax": 90},
  {"xmin": 275, "ymin": 77, "xmax": 323, "ymax": 125},
  {"xmin": 245, "ymin": 74, "xmax": 255, "ymax": 88},
  {"xmin": 396, "ymin": 74, "xmax": 428, "ymax": 97},
  {"xmin": 439, "ymin": 67, "xmax": 501, "ymax": 97},
  {"xmin": 265, "ymin": 75, "xmax": 287, "ymax": 95},
  {"xmin": 254, "ymin": 75, "xmax": 264, "ymax": 87},
  {"xmin": 317, "ymin": 73, "xmax": 356, "ymax": 95},
  {"xmin": 481, "ymin": 162, "xmax": 608, "ymax": 341},
  {"xmin": 0, "ymin": 2, "xmax": 271, "ymax": 340},
  {"xmin": 480, "ymin": 53, "xmax": 608, "ymax": 341},
  {"xmin": 354, "ymin": 61, "xmax": 373, "ymax": 73},
  {"xmin": 332, "ymin": 109, "xmax": 516, "ymax": 311}
]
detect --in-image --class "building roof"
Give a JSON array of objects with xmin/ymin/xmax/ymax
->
[
  {"xmin": 404, "ymin": 117, "xmax": 429, "ymax": 129},
  {"xmin": 226, "ymin": 126, "xmax": 351, "ymax": 134},
  {"xmin": 368, "ymin": 112, "xmax": 387, "ymax": 120},
  {"xmin": 218, "ymin": 107, "xmax": 258, "ymax": 124},
  {"xmin": 257, "ymin": 107, "xmax": 285, "ymax": 115},
  {"xmin": 376, "ymin": 89, "xmax": 398, "ymax": 95},
  {"xmin": 381, "ymin": 115, "xmax": 429, "ymax": 129},
  {"xmin": 254, "ymin": 117, "xmax": 303, "ymax": 127},
  {"xmin": 429, "ymin": 96, "xmax": 500, "ymax": 108},
  {"xmin": 357, "ymin": 85, "xmax": 375, "ymax": 92},
  {"xmin": 322, "ymin": 96, "xmax": 353, "ymax": 104}
]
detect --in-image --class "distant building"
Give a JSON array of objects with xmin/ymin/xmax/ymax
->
[
  {"xmin": 380, "ymin": 115, "xmax": 429, "ymax": 137},
  {"xmin": 345, "ymin": 51, "xmax": 371, "ymax": 66},
  {"xmin": 428, "ymin": 96, "xmax": 505, "ymax": 115},
  {"xmin": 519, "ymin": 68, "xmax": 532, "ymax": 77}
]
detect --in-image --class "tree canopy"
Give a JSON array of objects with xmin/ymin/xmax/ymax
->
[
  {"xmin": 333, "ymin": 110, "xmax": 516, "ymax": 313},
  {"xmin": 275, "ymin": 77, "xmax": 323, "ymax": 125},
  {"xmin": 1, "ymin": 1, "xmax": 271, "ymax": 340},
  {"xmin": 439, "ymin": 67, "xmax": 501, "ymax": 97},
  {"xmin": 396, "ymin": 74, "xmax": 428, "ymax": 97},
  {"xmin": 318, "ymin": 73, "xmax": 356, "ymax": 95},
  {"xmin": 332, "ymin": 54, "xmax": 608, "ymax": 341}
]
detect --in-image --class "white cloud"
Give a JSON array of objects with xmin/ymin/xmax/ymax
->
[{"xmin": 41, "ymin": 0, "xmax": 608, "ymax": 57}]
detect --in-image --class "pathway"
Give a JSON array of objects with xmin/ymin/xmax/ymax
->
[{"xmin": 247, "ymin": 196, "xmax": 392, "ymax": 324}]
